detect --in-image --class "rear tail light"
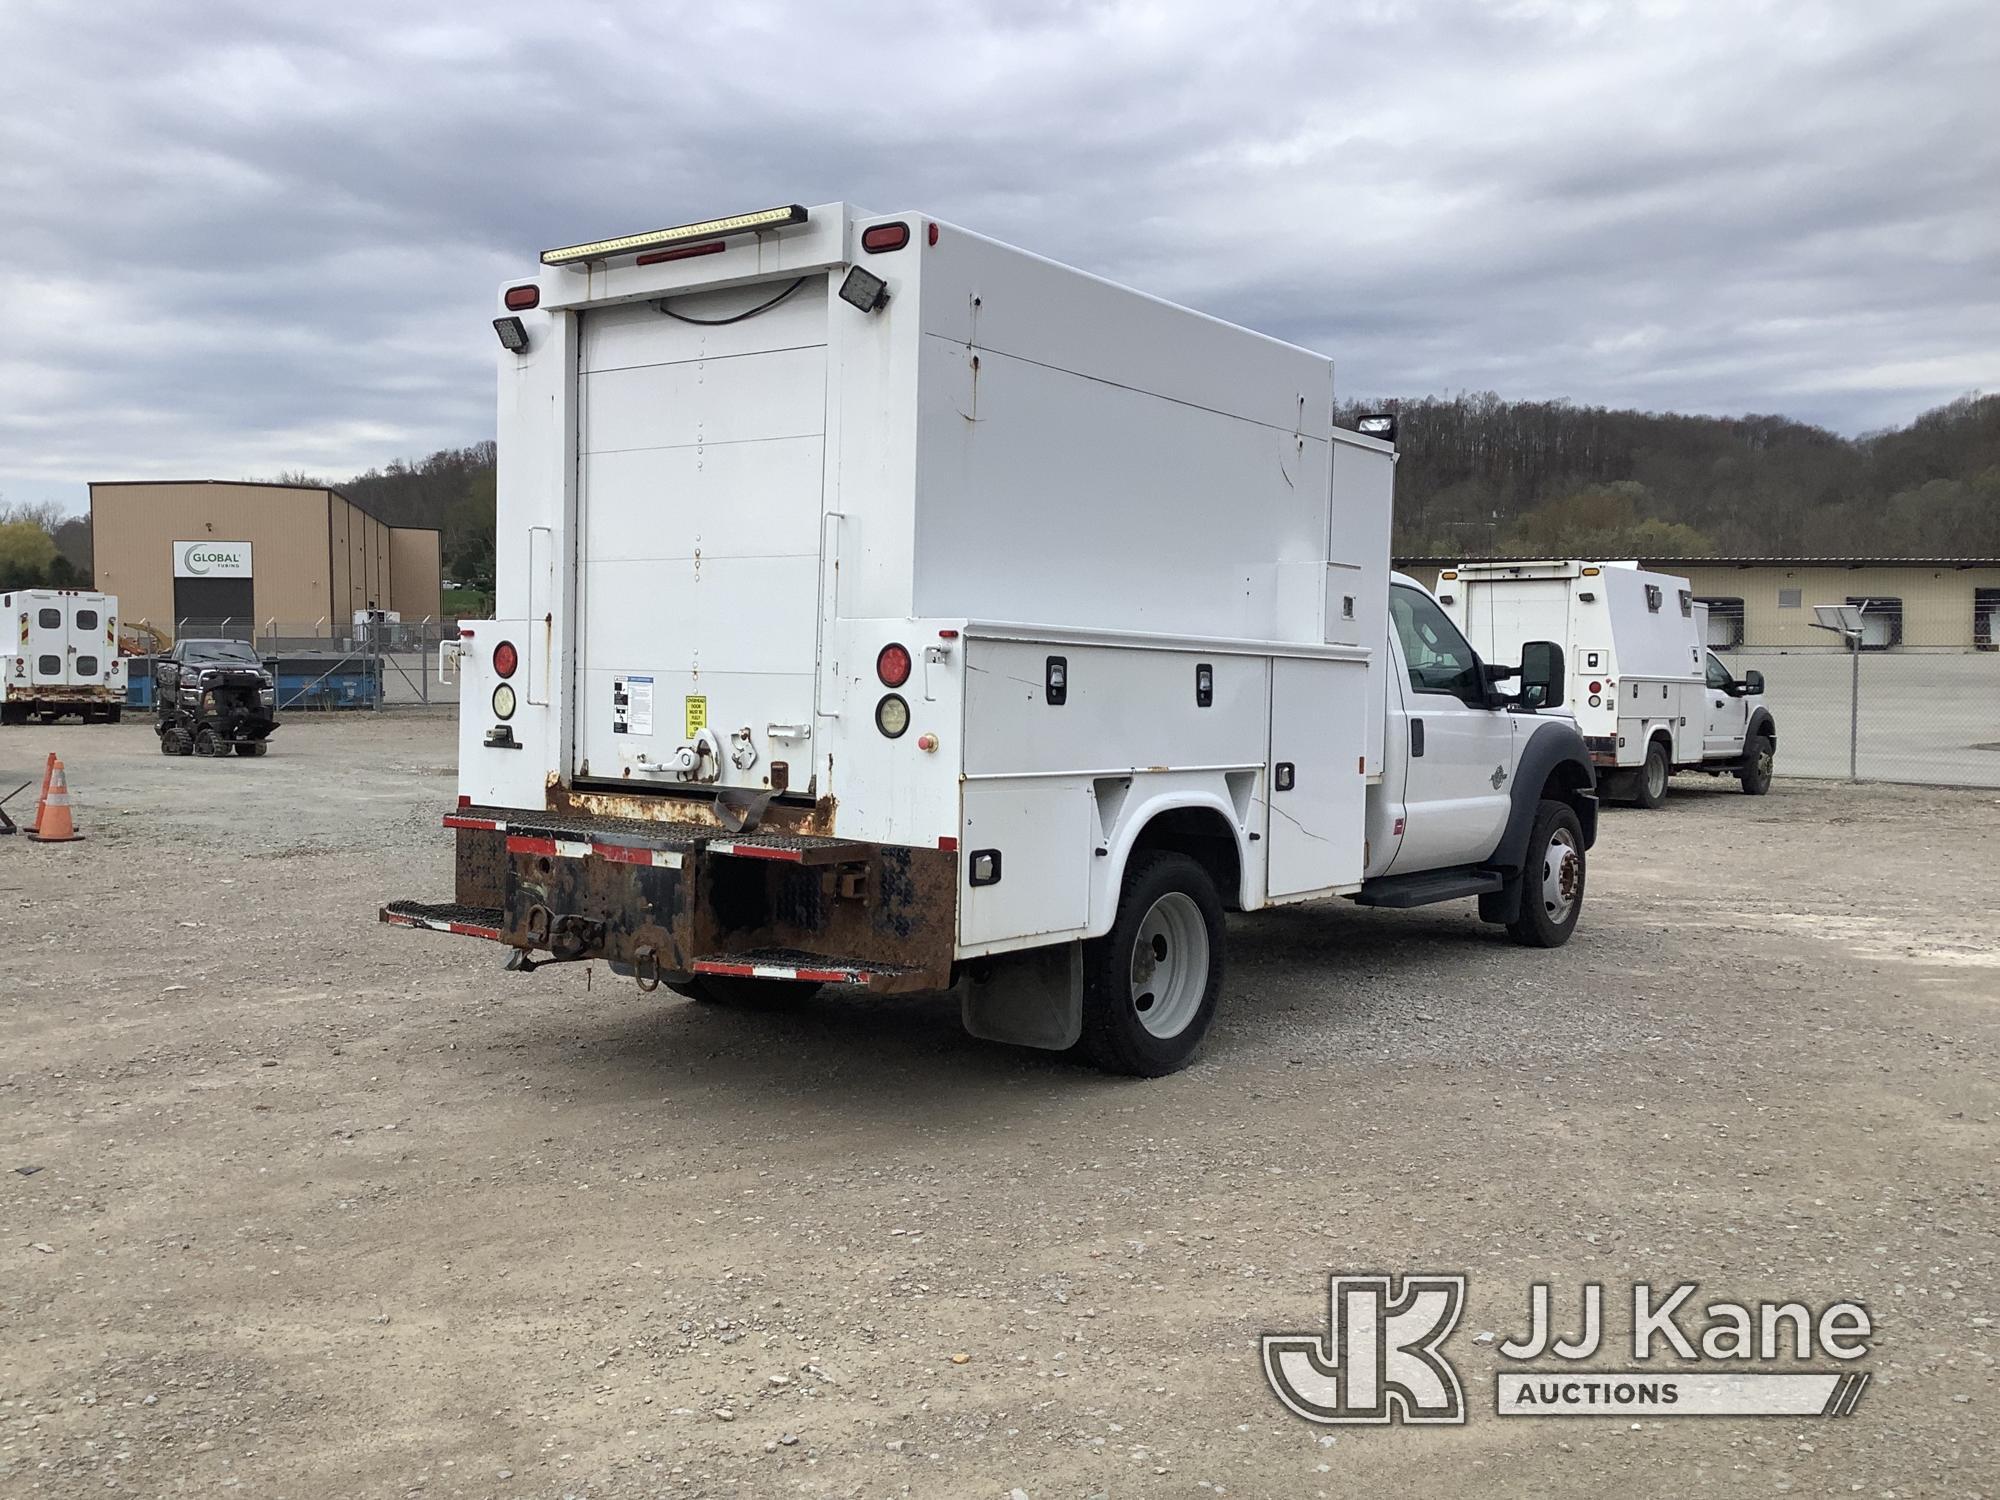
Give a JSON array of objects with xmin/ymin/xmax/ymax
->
[
  {"xmin": 504, "ymin": 284, "xmax": 540, "ymax": 311},
  {"xmin": 1588, "ymin": 681, "xmax": 1602, "ymax": 694},
  {"xmin": 862, "ymin": 222, "xmax": 910, "ymax": 253},
  {"xmin": 493, "ymin": 641, "xmax": 519, "ymax": 679},
  {"xmin": 877, "ymin": 642, "xmax": 912, "ymax": 688}
]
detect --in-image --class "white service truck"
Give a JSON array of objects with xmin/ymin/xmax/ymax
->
[
  {"xmin": 1439, "ymin": 560, "xmax": 1775, "ymax": 806},
  {"xmin": 384, "ymin": 202, "xmax": 1600, "ymax": 1074},
  {"xmin": 2, "ymin": 590, "xmax": 126, "ymax": 725}
]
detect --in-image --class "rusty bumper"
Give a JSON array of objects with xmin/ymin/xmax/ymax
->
[{"xmin": 402, "ymin": 805, "xmax": 956, "ymax": 993}]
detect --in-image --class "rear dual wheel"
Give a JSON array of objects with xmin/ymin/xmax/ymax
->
[{"xmin": 1076, "ymin": 852, "xmax": 1225, "ymax": 1077}]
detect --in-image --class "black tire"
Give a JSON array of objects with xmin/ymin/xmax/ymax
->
[
  {"xmin": 681, "ymin": 974, "xmax": 820, "ymax": 1008},
  {"xmin": 106, "ymin": 708, "xmax": 123, "ymax": 725},
  {"xmin": 192, "ymin": 725, "xmax": 219, "ymax": 757},
  {"xmin": 161, "ymin": 726, "xmax": 194, "ymax": 756},
  {"xmin": 233, "ymin": 741, "xmax": 267, "ymax": 757},
  {"xmin": 1739, "ymin": 733, "xmax": 1774, "ymax": 795},
  {"xmin": 1633, "ymin": 738, "xmax": 1670, "ymax": 809},
  {"xmin": 1507, "ymin": 799, "xmax": 1586, "ymax": 948},
  {"xmin": 1076, "ymin": 851, "xmax": 1225, "ymax": 1077}
]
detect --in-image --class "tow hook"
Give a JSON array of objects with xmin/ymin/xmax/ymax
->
[{"xmin": 633, "ymin": 945, "xmax": 661, "ymax": 993}]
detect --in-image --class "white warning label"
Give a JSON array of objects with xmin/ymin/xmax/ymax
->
[{"xmin": 612, "ymin": 674, "xmax": 654, "ymax": 736}]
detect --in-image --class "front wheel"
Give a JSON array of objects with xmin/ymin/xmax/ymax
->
[
  {"xmin": 1507, "ymin": 799, "xmax": 1586, "ymax": 948},
  {"xmin": 1739, "ymin": 733, "xmax": 1773, "ymax": 795},
  {"xmin": 1076, "ymin": 852, "xmax": 1225, "ymax": 1077}
]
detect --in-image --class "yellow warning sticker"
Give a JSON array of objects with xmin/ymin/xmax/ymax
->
[{"xmin": 684, "ymin": 694, "xmax": 708, "ymax": 739}]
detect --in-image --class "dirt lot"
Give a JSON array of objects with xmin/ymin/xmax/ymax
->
[{"xmin": 3, "ymin": 713, "xmax": 1996, "ymax": 1499}]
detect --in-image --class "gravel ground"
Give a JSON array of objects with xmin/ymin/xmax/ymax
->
[{"xmin": 3, "ymin": 712, "xmax": 1995, "ymax": 1499}]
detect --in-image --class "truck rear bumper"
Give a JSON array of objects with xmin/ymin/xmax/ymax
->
[{"xmin": 383, "ymin": 805, "xmax": 956, "ymax": 993}]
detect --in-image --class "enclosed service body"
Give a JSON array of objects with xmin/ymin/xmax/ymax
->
[
  {"xmin": 2, "ymin": 590, "xmax": 126, "ymax": 724},
  {"xmin": 387, "ymin": 204, "xmax": 1597, "ymax": 1072},
  {"xmin": 1440, "ymin": 560, "xmax": 1774, "ymax": 805}
]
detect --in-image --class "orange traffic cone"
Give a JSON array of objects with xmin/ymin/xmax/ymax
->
[
  {"xmin": 27, "ymin": 757, "xmax": 83, "ymax": 843},
  {"xmin": 25, "ymin": 752, "xmax": 55, "ymax": 835}
]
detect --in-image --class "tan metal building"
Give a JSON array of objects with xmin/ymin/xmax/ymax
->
[
  {"xmin": 89, "ymin": 480, "xmax": 442, "ymax": 638},
  {"xmin": 1396, "ymin": 558, "xmax": 2000, "ymax": 649}
]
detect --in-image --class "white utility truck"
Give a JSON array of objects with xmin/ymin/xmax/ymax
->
[
  {"xmin": 1439, "ymin": 560, "xmax": 1775, "ymax": 806},
  {"xmin": 384, "ymin": 203, "xmax": 1599, "ymax": 1074},
  {"xmin": 2, "ymin": 590, "xmax": 126, "ymax": 725}
]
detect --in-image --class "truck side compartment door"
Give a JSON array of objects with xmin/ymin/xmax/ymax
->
[
  {"xmin": 1703, "ymin": 651, "xmax": 1749, "ymax": 757},
  {"xmin": 1384, "ymin": 584, "xmax": 1517, "ymax": 873}
]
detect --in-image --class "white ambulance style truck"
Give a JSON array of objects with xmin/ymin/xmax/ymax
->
[
  {"xmin": 2, "ymin": 590, "xmax": 127, "ymax": 725},
  {"xmin": 384, "ymin": 203, "xmax": 1599, "ymax": 1075},
  {"xmin": 1439, "ymin": 560, "xmax": 1775, "ymax": 807}
]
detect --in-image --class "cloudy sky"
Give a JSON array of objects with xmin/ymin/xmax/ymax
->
[{"xmin": 2, "ymin": 0, "xmax": 1994, "ymax": 516}]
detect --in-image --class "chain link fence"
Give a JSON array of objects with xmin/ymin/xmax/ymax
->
[
  {"xmin": 1709, "ymin": 586, "xmax": 2000, "ymax": 788},
  {"xmin": 126, "ymin": 618, "xmax": 460, "ymax": 711}
]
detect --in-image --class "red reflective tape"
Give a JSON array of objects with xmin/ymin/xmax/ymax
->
[
  {"xmin": 594, "ymin": 842, "xmax": 653, "ymax": 865},
  {"xmin": 448, "ymin": 922, "xmax": 503, "ymax": 940},
  {"xmin": 507, "ymin": 835, "xmax": 559, "ymax": 856},
  {"xmin": 444, "ymin": 814, "xmax": 501, "ymax": 832},
  {"xmin": 694, "ymin": 961, "xmax": 760, "ymax": 978},
  {"xmin": 793, "ymin": 968, "xmax": 862, "ymax": 984},
  {"xmin": 937, "ymin": 836, "xmax": 959, "ymax": 852}
]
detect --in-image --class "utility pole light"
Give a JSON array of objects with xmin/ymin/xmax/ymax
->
[{"xmin": 1809, "ymin": 603, "xmax": 1867, "ymax": 782}]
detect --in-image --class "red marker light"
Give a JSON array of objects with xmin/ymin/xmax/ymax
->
[
  {"xmin": 504, "ymin": 284, "xmax": 540, "ymax": 311},
  {"xmin": 493, "ymin": 641, "xmax": 519, "ymax": 679},
  {"xmin": 877, "ymin": 642, "xmax": 912, "ymax": 688},
  {"xmin": 862, "ymin": 222, "xmax": 910, "ymax": 253},
  {"xmin": 1588, "ymin": 680, "xmax": 1602, "ymax": 694}
]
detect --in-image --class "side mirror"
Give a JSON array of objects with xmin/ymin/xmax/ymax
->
[
  {"xmin": 1518, "ymin": 640, "xmax": 1564, "ymax": 710},
  {"xmin": 1740, "ymin": 669, "xmax": 1764, "ymax": 696}
]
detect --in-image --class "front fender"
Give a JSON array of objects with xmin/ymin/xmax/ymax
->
[
  {"xmin": 1492, "ymin": 717, "xmax": 1598, "ymax": 871},
  {"xmin": 1746, "ymin": 706, "xmax": 1777, "ymax": 746}
]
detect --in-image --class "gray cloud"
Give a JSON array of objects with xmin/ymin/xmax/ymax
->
[{"xmin": 2, "ymin": 0, "xmax": 1995, "ymax": 515}]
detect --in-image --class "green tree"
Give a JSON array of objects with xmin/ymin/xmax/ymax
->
[{"xmin": 0, "ymin": 520, "xmax": 60, "ymax": 590}]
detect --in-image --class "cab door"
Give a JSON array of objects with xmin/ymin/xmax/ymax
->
[
  {"xmin": 1702, "ymin": 652, "xmax": 1748, "ymax": 757},
  {"xmin": 1385, "ymin": 583, "xmax": 1518, "ymax": 872}
]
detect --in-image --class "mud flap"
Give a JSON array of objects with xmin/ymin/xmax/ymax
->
[{"xmin": 959, "ymin": 940, "xmax": 1084, "ymax": 1052}]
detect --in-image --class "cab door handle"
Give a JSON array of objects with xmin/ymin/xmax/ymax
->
[{"xmin": 1411, "ymin": 719, "xmax": 1425, "ymax": 757}]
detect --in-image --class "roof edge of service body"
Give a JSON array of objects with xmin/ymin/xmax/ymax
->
[{"xmin": 383, "ymin": 202, "xmax": 1599, "ymax": 1076}]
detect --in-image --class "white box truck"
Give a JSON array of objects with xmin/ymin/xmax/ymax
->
[
  {"xmin": 1439, "ymin": 560, "xmax": 1775, "ymax": 806},
  {"xmin": 384, "ymin": 202, "xmax": 1600, "ymax": 1074},
  {"xmin": 2, "ymin": 590, "xmax": 127, "ymax": 724}
]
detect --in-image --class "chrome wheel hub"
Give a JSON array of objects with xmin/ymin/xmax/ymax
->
[{"xmin": 1541, "ymin": 827, "xmax": 1581, "ymax": 925}]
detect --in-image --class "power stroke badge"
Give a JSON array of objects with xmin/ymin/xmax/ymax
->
[{"xmin": 1264, "ymin": 1276, "xmax": 1872, "ymax": 1425}]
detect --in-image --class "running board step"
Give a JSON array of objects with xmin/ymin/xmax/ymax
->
[
  {"xmin": 1352, "ymin": 869, "xmax": 1504, "ymax": 909},
  {"xmin": 380, "ymin": 900, "xmax": 506, "ymax": 940},
  {"xmin": 692, "ymin": 948, "xmax": 922, "ymax": 989}
]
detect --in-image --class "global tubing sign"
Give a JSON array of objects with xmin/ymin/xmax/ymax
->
[{"xmin": 174, "ymin": 541, "xmax": 253, "ymax": 578}]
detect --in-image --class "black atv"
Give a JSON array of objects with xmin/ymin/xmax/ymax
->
[{"xmin": 154, "ymin": 639, "xmax": 280, "ymax": 758}]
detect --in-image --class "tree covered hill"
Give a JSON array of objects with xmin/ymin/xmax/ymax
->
[{"xmin": 1342, "ymin": 392, "xmax": 1999, "ymax": 559}]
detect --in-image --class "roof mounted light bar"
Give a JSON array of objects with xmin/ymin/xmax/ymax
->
[{"xmin": 541, "ymin": 205, "xmax": 808, "ymax": 267}]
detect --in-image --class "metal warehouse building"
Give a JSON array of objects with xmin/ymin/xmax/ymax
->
[
  {"xmin": 1397, "ymin": 557, "xmax": 2000, "ymax": 650},
  {"xmin": 89, "ymin": 480, "xmax": 442, "ymax": 638}
]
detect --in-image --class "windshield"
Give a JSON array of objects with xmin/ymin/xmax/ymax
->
[{"xmin": 183, "ymin": 640, "xmax": 261, "ymax": 664}]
